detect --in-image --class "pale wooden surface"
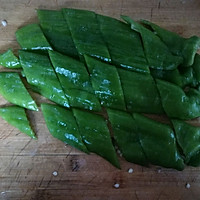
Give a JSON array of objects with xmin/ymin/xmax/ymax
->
[{"xmin": 0, "ymin": 0, "xmax": 200, "ymax": 199}]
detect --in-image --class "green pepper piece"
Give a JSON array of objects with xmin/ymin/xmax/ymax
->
[
  {"xmin": 107, "ymin": 109, "xmax": 148, "ymax": 166},
  {"xmin": 157, "ymin": 79, "xmax": 200, "ymax": 120},
  {"xmin": 0, "ymin": 72, "xmax": 38, "ymax": 111},
  {"xmin": 178, "ymin": 54, "xmax": 200, "ymax": 88},
  {"xmin": 73, "ymin": 109, "xmax": 120, "ymax": 168},
  {"xmin": 97, "ymin": 14, "xmax": 149, "ymax": 74},
  {"xmin": 192, "ymin": 54, "xmax": 200, "ymax": 85},
  {"xmin": 0, "ymin": 49, "xmax": 21, "ymax": 68},
  {"xmin": 85, "ymin": 55, "xmax": 126, "ymax": 111},
  {"xmin": 19, "ymin": 51, "xmax": 69, "ymax": 108},
  {"xmin": 179, "ymin": 66, "xmax": 195, "ymax": 87},
  {"xmin": 15, "ymin": 24, "xmax": 52, "ymax": 51},
  {"xmin": 151, "ymin": 57, "xmax": 200, "ymax": 88},
  {"xmin": 41, "ymin": 103, "xmax": 88, "ymax": 153},
  {"xmin": 150, "ymin": 68, "xmax": 183, "ymax": 87},
  {"xmin": 133, "ymin": 113, "xmax": 184, "ymax": 170},
  {"xmin": 37, "ymin": 10, "xmax": 79, "ymax": 58},
  {"xmin": 142, "ymin": 20, "xmax": 200, "ymax": 67},
  {"xmin": 49, "ymin": 51, "xmax": 101, "ymax": 111},
  {"xmin": 121, "ymin": 16, "xmax": 183, "ymax": 70},
  {"xmin": 118, "ymin": 68, "xmax": 164, "ymax": 113},
  {"xmin": 62, "ymin": 8, "xmax": 111, "ymax": 62},
  {"xmin": 172, "ymin": 120, "xmax": 200, "ymax": 167},
  {"xmin": 0, "ymin": 106, "xmax": 36, "ymax": 139}
]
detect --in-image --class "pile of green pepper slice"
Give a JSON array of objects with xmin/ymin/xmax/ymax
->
[{"xmin": 0, "ymin": 8, "xmax": 200, "ymax": 170}]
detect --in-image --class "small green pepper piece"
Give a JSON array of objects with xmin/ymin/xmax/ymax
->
[
  {"xmin": 151, "ymin": 56, "xmax": 200, "ymax": 88},
  {"xmin": 121, "ymin": 16, "xmax": 183, "ymax": 70},
  {"xmin": 49, "ymin": 51, "xmax": 101, "ymax": 111},
  {"xmin": 37, "ymin": 9, "xmax": 79, "ymax": 58},
  {"xmin": 85, "ymin": 55, "xmax": 126, "ymax": 111},
  {"xmin": 172, "ymin": 120, "xmax": 200, "ymax": 167},
  {"xmin": 0, "ymin": 106, "xmax": 36, "ymax": 139},
  {"xmin": 73, "ymin": 109, "xmax": 120, "ymax": 168},
  {"xmin": 0, "ymin": 72, "xmax": 38, "ymax": 111},
  {"xmin": 133, "ymin": 113, "xmax": 184, "ymax": 170},
  {"xmin": 150, "ymin": 68, "xmax": 183, "ymax": 87},
  {"xmin": 142, "ymin": 20, "xmax": 200, "ymax": 67},
  {"xmin": 41, "ymin": 103, "xmax": 88, "ymax": 153},
  {"xmin": 19, "ymin": 51, "xmax": 69, "ymax": 108},
  {"xmin": 192, "ymin": 54, "xmax": 200, "ymax": 85},
  {"xmin": 118, "ymin": 68, "xmax": 164, "ymax": 113},
  {"xmin": 62, "ymin": 8, "xmax": 111, "ymax": 62},
  {"xmin": 107, "ymin": 109, "xmax": 148, "ymax": 166},
  {"xmin": 15, "ymin": 24, "xmax": 52, "ymax": 51},
  {"xmin": 157, "ymin": 79, "xmax": 200, "ymax": 120},
  {"xmin": 0, "ymin": 49, "xmax": 21, "ymax": 68},
  {"xmin": 97, "ymin": 14, "xmax": 149, "ymax": 73},
  {"xmin": 179, "ymin": 66, "xmax": 195, "ymax": 87}
]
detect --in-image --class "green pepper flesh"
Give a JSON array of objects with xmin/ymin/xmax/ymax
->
[{"xmin": 41, "ymin": 103, "xmax": 89, "ymax": 153}]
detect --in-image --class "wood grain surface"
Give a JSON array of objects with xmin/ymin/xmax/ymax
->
[{"xmin": 0, "ymin": 0, "xmax": 200, "ymax": 199}]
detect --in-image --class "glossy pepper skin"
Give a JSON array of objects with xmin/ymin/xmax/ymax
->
[
  {"xmin": 97, "ymin": 14, "xmax": 149, "ymax": 74},
  {"xmin": 118, "ymin": 68, "xmax": 164, "ymax": 113},
  {"xmin": 157, "ymin": 79, "xmax": 200, "ymax": 120},
  {"xmin": 73, "ymin": 108, "xmax": 120, "ymax": 168},
  {"xmin": 16, "ymin": 24, "xmax": 52, "ymax": 51},
  {"xmin": 0, "ymin": 72, "xmax": 38, "ymax": 111},
  {"xmin": 85, "ymin": 55, "xmax": 126, "ymax": 111},
  {"xmin": 0, "ymin": 49, "xmax": 21, "ymax": 68},
  {"xmin": 0, "ymin": 106, "xmax": 36, "ymax": 139},
  {"xmin": 19, "ymin": 51, "xmax": 70, "ymax": 108},
  {"xmin": 49, "ymin": 51, "xmax": 101, "ymax": 111},
  {"xmin": 37, "ymin": 10, "xmax": 79, "ymax": 58},
  {"xmin": 121, "ymin": 16, "xmax": 183, "ymax": 70},
  {"xmin": 107, "ymin": 109, "xmax": 148, "ymax": 166},
  {"xmin": 41, "ymin": 103, "xmax": 89, "ymax": 153},
  {"xmin": 133, "ymin": 113, "xmax": 184, "ymax": 170},
  {"xmin": 62, "ymin": 8, "xmax": 111, "ymax": 62},
  {"xmin": 142, "ymin": 20, "xmax": 200, "ymax": 67},
  {"xmin": 172, "ymin": 120, "xmax": 200, "ymax": 167}
]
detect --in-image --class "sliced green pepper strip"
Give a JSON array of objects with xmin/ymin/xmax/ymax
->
[
  {"xmin": 0, "ymin": 49, "xmax": 21, "ymax": 68},
  {"xmin": 49, "ymin": 51, "xmax": 101, "ymax": 111},
  {"xmin": 0, "ymin": 72, "xmax": 38, "ymax": 111},
  {"xmin": 15, "ymin": 24, "xmax": 52, "ymax": 51},
  {"xmin": 192, "ymin": 54, "xmax": 200, "ymax": 85},
  {"xmin": 73, "ymin": 109, "xmax": 120, "ymax": 168},
  {"xmin": 97, "ymin": 14, "xmax": 149, "ymax": 73},
  {"xmin": 133, "ymin": 113, "xmax": 184, "ymax": 170},
  {"xmin": 176, "ymin": 54, "xmax": 200, "ymax": 88},
  {"xmin": 121, "ymin": 16, "xmax": 183, "ymax": 70},
  {"xmin": 157, "ymin": 79, "xmax": 200, "ymax": 120},
  {"xmin": 142, "ymin": 20, "xmax": 200, "ymax": 67},
  {"xmin": 19, "ymin": 51, "xmax": 69, "ymax": 108},
  {"xmin": 37, "ymin": 9, "xmax": 79, "ymax": 58},
  {"xmin": 179, "ymin": 66, "xmax": 195, "ymax": 87},
  {"xmin": 151, "ymin": 56, "xmax": 200, "ymax": 88},
  {"xmin": 150, "ymin": 68, "xmax": 183, "ymax": 87},
  {"xmin": 172, "ymin": 120, "xmax": 200, "ymax": 167},
  {"xmin": 85, "ymin": 55, "xmax": 126, "ymax": 111},
  {"xmin": 41, "ymin": 103, "xmax": 89, "ymax": 153},
  {"xmin": 0, "ymin": 106, "xmax": 36, "ymax": 139},
  {"xmin": 118, "ymin": 68, "xmax": 164, "ymax": 113},
  {"xmin": 107, "ymin": 109, "xmax": 148, "ymax": 166},
  {"xmin": 62, "ymin": 8, "xmax": 111, "ymax": 62}
]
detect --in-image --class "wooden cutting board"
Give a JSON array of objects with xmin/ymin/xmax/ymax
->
[{"xmin": 0, "ymin": 0, "xmax": 200, "ymax": 199}]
